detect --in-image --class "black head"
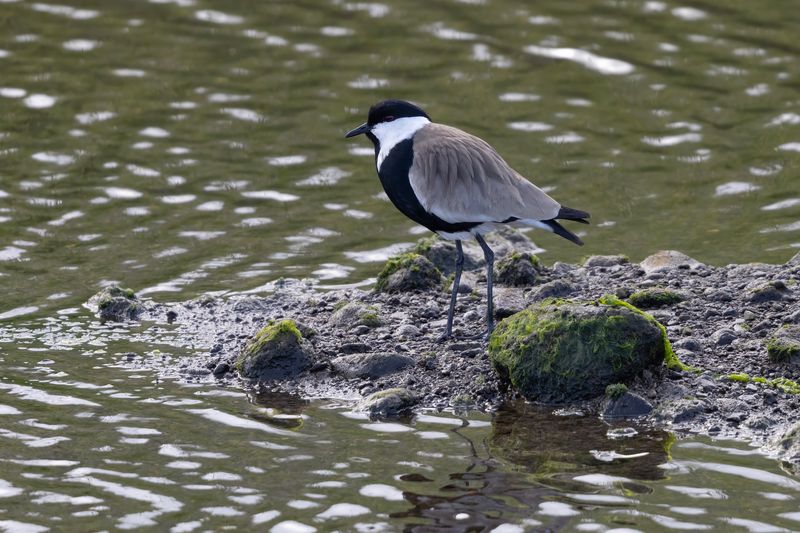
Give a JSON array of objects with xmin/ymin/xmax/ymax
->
[{"xmin": 345, "ymin": 99, "xmax": 431, "ymax": 138}]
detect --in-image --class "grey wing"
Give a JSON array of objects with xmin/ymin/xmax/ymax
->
[{"xmin": 409, "ymin": 124, "xmax": 560, "ymax": 224}]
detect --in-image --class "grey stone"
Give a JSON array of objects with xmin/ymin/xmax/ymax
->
[
  {"xmin": 493, "ymin": 288, "xmax": 527, "ymax": 319},
  {"xmin": 331, "ymin": 302, "xmax": 382, "ymax": 329},
  {"xmin": 674, "ymin": 337, "xmax": 702, "ymax": 352},
  {"xmin": 356, "ymin": 388, "xmax": 418, "ymax": 417},
  {"xmin": 395, "ymin": 324, "xmax": 421, "ymax": 339},
  {"xmin": 712, "ymin": 329, "xmax": 736, "ymax": 346},
  {"xmin": 330, "ymin": 352, "xmax": 415, "ymax": 379},
  {"xmin": 603, "ymin": 392, "xmax": 653, "ymax": 419},
  {"xmin": 640, "ymin": 250, "xmax": 704, "ymax": 274},
  {"xmin": 527, "ymin": 280, "xmax": 576, "ymax": 302},
  {"xmin": 583, "ymin": 255, "xmax": 629, "ymax": 268},
  {"xmin": 748, "ymin": 281, "xmax": 790, "ymax": 304}
]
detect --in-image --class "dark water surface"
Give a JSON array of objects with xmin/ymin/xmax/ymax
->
[
  {"xmin": 1, "ymin": 0, "xmax": 800, "ymax": 316},
  {"xmin": 2, "ymin": 1, "xmax": 800, "ymax": 530},
  {"xmin": 1, "ymin": 317, "xmax": 800, "ymax": 531}
]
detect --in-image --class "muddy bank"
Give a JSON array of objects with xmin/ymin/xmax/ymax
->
[{"xmin": 100, "ymin": 231, "xmax": 800, "ymax": 472}]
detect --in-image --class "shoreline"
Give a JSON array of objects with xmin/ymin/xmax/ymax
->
[{"xmin": 99, "ymin": 231, "xmax": 800, "ymax": 473}]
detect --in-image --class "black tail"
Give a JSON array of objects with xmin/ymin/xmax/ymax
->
[
  {"xmin": 542, "ymin": 205, "xmax": 590, "ymax": 246},
  {"xmin": 557, "ymin": 205, "xmax": 590, "ymax": 224}
]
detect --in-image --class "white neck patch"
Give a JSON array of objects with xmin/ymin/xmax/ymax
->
[{"xmin": 372, "ymin": 116, "xmax": 430, "ymax": 169}]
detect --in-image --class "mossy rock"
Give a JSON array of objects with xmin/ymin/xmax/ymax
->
[
  {"xmin": 772, "ymin": 421, "xmax": 800, "ymax": 475},
  {"xmin": 488, "ymin": 296, "xmax": 672, "ymax": 403},
  {"xmin": 767, "ymin": 325, "xmax": 800, "ymax": 363},
  {"xmin": 331, "ymin": 302, "xmax": 382, "ymax": 329},
  {"xmin": 356, "ymin": 387, "xmax": 418, "ymax": 417},
  {"xmin": 236, "ymin": 319, "xmax": 312, "ymax": 380},
  {"xmin": 626, "ymin": 288, "xmax": 686, "ymax": 309},
  {"xmin": 87, "ymin": 286, "xmax": 141, "ymax": 322},
  {"xmin": 374, "ymin": 253, "xmax": 442, "ymax": 293},
  {"xmin": 495, "ymin": 252, "xmax": 540, "ymax": 287}
]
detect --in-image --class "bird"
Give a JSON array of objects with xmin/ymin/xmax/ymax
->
[{"xmin": 345, "ymin": 99, "xmax": 589, "ymax": 340}]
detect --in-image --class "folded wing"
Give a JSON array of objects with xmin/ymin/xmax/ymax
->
[{"xmin": 409, "ymin": 123, "xmax": 561, "ymax": 225}]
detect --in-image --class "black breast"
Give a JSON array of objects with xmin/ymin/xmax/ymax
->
[{"xmin": 377, "ymin": 138, "xmax": 480, "ymax": 234}]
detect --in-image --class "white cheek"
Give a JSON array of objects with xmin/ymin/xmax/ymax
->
[{"xmin": 373, "ymin": 117, "xmax": 430, "ymax": 168}]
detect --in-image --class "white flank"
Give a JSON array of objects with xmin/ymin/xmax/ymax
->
[{"xmin": 372, "ymin": 116, "xmax": 430, "ymax": 169}]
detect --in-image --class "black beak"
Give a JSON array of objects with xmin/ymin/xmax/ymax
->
[{"xmin": 345, "ymin": 122, "xmax": 369, "ymax": 138}]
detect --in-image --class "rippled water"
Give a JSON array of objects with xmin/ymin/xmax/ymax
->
[
  {"xmin": 2, "ymin": 1, "xmax": 800, "ymax": 528},
  {"xmin": 2, "ymin": 315, "xmax": 800, "ymax": 531},
  {"xmin": 1, "ymin": 0, "xmax": 800, "ymax": 317}
]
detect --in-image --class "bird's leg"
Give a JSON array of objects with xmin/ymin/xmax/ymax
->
[
  {"xmin": 475, "ymin": 234, "xmax": 495, "ymax": 339},
  {"xmin": 438, "ymin": 240, "xmax": 464, "ymax": 342}
]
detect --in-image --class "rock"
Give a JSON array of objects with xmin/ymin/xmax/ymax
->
[
  {"xmin": 657, "ymin": 398, "xmax": 708, "ymax": 424},
  {"xmin": 674, "ymin": 337, "xmax": 702, "ymax": 352},
  {"xmin": 640, "ymin": 250, "xmax": 703, "ymax": 274},
  {"xmin": 330, "ymin": 352, "xmax": 414, "ymax": 379},
  {"xmin": 493, "ymin": 288, "xmax": 527, "ymax": 319},
  {"xmin": 748, "ymin": 281, "xmax": 790, "ymax": 304},
  {"xmin": 583, "ymin": 255, "xmax": 629, "ymax": 268},
  {"xmin": 339, "ymin": 342, "xmax": 370, "ymax": 354},
  {"xmin": 712, "ymin": 329, "xmax": 736, "ymax": 346},
  {"xmin": 236, "ymin": 320, "xmax": 312, "ymax": 380},
  {"xmin": 395, "ymin": 324, "xmax": 421, "ymax": 339},
  {"xmin": 374, "ymin": 253, "xmax": 442, "ymax": 293},
  {"xmin": 626, "ymin": 288, "xmax": 687, "ymax": 309},
  {"xmin": 414, "ymin": 236, "xmax": 481, "ymax": 275},
  {"xmin": 495, "ymin": 252, "xmax": 539, "ymax": 287},
  {"xmin": 527, "ymin": 280, "xmax": 575, "ymax": 302},
  {"xmin": 212, "ymin": 362, "xmax": 230, "ymax": 377},
  {"xmin": 766, "ymin": 325, "xmax": 800, "ymax": 363},
  {"xmin": 789, "ymin": 252, "xmax": 800, "ymax": 267},
  {"xmin": 771, "ymin": 422, "xmax": 800, "ymax": 475},
  {"xmin": 488, "ymin": 296, "xmax": 668, "ymax": 402},
  {"xmin": 86, "ymin": 286, "xmax": 142, "ymax": 322},
  {"xmin": 356, "ymin": 387, "xmax": 418, "ymax": 417},
  {"xmin": 331, "ymin": 302, "xmax": 382, "ymax": 329},
  {"xmin": 603, "ymin": 392, "xmax": 653, "ymax": 419}
]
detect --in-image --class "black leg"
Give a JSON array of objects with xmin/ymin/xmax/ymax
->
[
  {"xmin": 438, "ymin": 240, "xmax": 464, "ymax": 342},
  {"xmin": 475, "ymin": 234, "xmax": 495, "ymax": 338}
]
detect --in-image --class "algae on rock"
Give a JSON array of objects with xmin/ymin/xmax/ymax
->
[
  {"xmin": 488, "ymin": 296, "xmax": 670, "ymax": 402},
  {"xmin": 626, "ymin": 288, "xmax": 686, "ymax": 309},
  {"xmin": 236, "ymin": 319, "xmax": 312, "ymax": 380},
  {"xmin": 766, "ymin": 325, "xmax": 800, "ymax": 363},
  {"xmin": 495, "ymin": 251, "xmax": 540, "ymax": 287},
  {"xmin": 87, "ymin": 286, "xmax": 141, "ymax": 322},
  {"xmin": 374, "ymin": 253, "xmax": 442, "ymax": 293},
  {"xmin": 331, "ymin": 302, "xmax": 382, "ymax": 329}
]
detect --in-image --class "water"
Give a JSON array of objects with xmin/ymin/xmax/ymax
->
[
  {"xmin": 2, "ymin": 0, "xmax": 800, "ymax": 529},
  {"xmin": 1, "ymin": 0, "xmax": 800, "ymax": 317},
  {"xmin": 2, "ymin": 317, "xmax": 800, "ymax": 531}
]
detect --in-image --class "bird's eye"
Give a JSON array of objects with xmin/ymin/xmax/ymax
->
[{"xmin": 384, "ymin": 115, "xmax": 395, "ymax": 122}]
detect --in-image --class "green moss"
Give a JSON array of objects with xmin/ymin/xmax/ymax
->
[
  {"xmin": 413, "ymin": 235, "xmax": 439, "ymax": 255},
  {"xmin": 241, "ymin": 319, "xmax": 302, "ymax": 362},
  {"xmin": 451, "ymin": 393, "xmax": 475, "ymax": 406},
  {"xmin": 662, "ymin": 432, "xmax": 677, "ymax": 461},
  {"xmin": 605, "ymin": 383, "xmax": 628, "ymax": 399},
  {"xmin": 767, "ymin": 326, "xmax": 800, "ymax": 363},
  {"xmin": 333, "ymin": 300, "xmax": 349, "ymax": 312},
  {"xmin": 721, "ymin": 373, "xmax": 800, "ymax": 394},
  {"xmin": 597, "ymin": 294, "xmax": 692, "ymax": 372},
  {"xmin": 359, "ymin": 309, "xmax": 381, "ymax": 328},
  {"xmin": 374, "ymin": 252, "xmax": 438, "ymax": 292},
  {"xmin": 489, "ymin": 297, "xmax": 666, "ymax": 401},
  {"xmin": 727, "ymin": 372, "xmax": 750, "ymax": 383},
  {"xmin": 771, "ymin": 377, "xmax": 800, "ymax": 395},
  {"xmin": 626, "ymin": 289, "xmax": 686, "ymax": 309}
]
